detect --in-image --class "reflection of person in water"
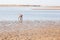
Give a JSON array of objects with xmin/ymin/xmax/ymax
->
[{"xmin": 18, "ymin": 14, "xmax": 23, "ymax": 23}]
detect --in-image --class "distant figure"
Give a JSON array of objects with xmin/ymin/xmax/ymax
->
[{"xmin": 18, "ymin": 14, "xmax": 23, "ymax": 23}]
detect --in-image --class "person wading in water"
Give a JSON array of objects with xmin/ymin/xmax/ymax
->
[{"xmin": 18, "ymin": 14, "xmax": 23, "ymax": 23}]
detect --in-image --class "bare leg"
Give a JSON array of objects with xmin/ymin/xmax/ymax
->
[{"xmin": 20, "ymin": 17, "xmax": 23, "ymax": 23}]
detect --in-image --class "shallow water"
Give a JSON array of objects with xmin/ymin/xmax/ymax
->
[{"xmin": 0, "ymin": 7, "xmax": 60, "ymax": 21}]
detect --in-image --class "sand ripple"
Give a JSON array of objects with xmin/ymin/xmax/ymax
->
[{"xmin": 0, "ymin": 21, "xmax": 60, "ymax": 40}]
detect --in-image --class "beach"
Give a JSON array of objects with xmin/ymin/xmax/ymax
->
[{"xmin": 0, "ymin": 20, "xmax": 60, "ymax": 40}]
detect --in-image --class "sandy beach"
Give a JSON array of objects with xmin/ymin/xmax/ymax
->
[{"xmin": 0, "ymin": 20, "xmax": 60, "ymax": 40}]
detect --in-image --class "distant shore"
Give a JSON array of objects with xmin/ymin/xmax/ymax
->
[{"xmin": 0, "ymin": 4, "xmax": 60, "ymax": 10}]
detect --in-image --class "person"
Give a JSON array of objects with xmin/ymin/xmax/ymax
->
[{"xmin": 18, "ymin": 14, "xmax": 23, "ymax": 23}]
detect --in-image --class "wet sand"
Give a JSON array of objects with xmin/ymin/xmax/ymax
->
[{"xmin": 0, "ymin": 20, "xmax": 60, "ymax": 40}]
